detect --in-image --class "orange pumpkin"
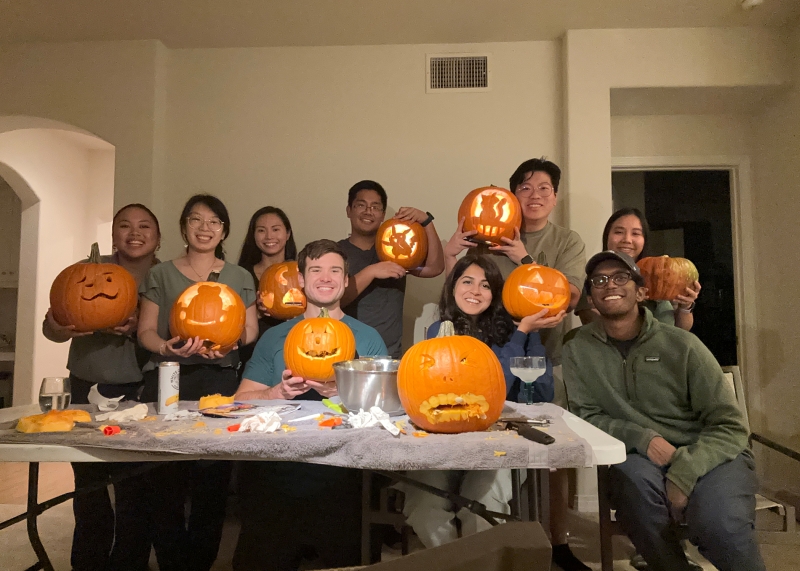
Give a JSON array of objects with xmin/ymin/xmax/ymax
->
[
  {"xmin": 637, "ymin": 256, "xmax": 700, "ymax": 301},
  {"xmin": 283, "ymin": 308, "xmax": 356, "ymax": 382},
  {"xmin": 502, "ymin": 263, "xmax": 571, "ymax": 319},
  {"xmin": 398, "ymin": 321, "xmax": 506, "ymax": 433},
  {"xmin": 258, "ymin": 261, "xmax": 306, "ymax": 320},
  {"xmin": 50, "ymin": 243, "xmax": 138, "ymax": 332},
  {"xmin": 169, "ymin": 282, "xmax": 246, "ymax": 355},
  {"xmin": 458, "ymin": 186, "xmax": 522, "ymax": 245},
  {"xmin": 376, "ymin": 220, "xmax": 428, "ymax": 270}
]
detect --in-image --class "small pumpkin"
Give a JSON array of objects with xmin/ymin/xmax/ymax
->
[
  {"xmin": 198, "ymin": 394, "xmax": 235, "ymax": 410},
  {"xmin": 398, "ymin": 322, "xmax": 506, "ymax": 433},
  {"xmin": 376, "ymin": 220, "xmax": 428, "ymax": 270},
  {"xmin": 502, "ymin": 263, "xmax": 571, "ymax": 319},
  {"xmin": 258, "ymin": 261, "xmax": 306, "ymax": 320},
  {"xmin": 637, "ymin": 256, "xmax": 700, "ymax": 301},
  {"xmin": 17, "ymin": 409, "xmax": 92, "ymax": 433},
  {"xmin": 50, "ymin": 243, "xmax": 138, "ymax": 332},
  {"xmin": 169, "ymin": 282, "xmax": 246, "ymax": 355},
  {"xmin": 457, "ymin": 186, "xmax": 522, "ymax": 245},
  {"xmin": 283, "ymin": 308, "xmax": 356, "ymax": 382}
]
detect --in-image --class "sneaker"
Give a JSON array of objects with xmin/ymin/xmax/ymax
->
[{"xmin": 552, "ymin": 544, "xmax": 591, "ymax": 571}]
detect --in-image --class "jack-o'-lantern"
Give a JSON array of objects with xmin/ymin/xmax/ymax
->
[
  {"xmin": 169, "ymin": 282, "xmax": 246, "ymax": 354},
  {"xmin": 502, "ymin": 263, "xmax": 571, "ymax": 319},
  {"xmin": 398, "ymin": 322, "xmax": 505, "ymax": 433},
  {"xmin": 637, "ymin": 256, "xmax": 700, "ymax": 301},
  {"xmin": 457, "ymin": 186, "xmax": 522, "ymax": 245},
  {"xmin": 376, "ymin": 220, "xmax": 428, "ymax": 270},
  {"xmin": 284, "ymin": 308, "xmax": 356, "ymax": 382},
  {"xmin": 50, "ymin": 243, "xmax": 138, "ymax": 332},
  {"xmin": 258, "ymin": 261, "xmax": 306, "ymax": 320}
]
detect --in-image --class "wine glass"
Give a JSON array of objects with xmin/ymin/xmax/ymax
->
[
  {"xmin": 509, "ymin": 356, "xmax": 546, "ymax": 405},
  {"xmin": 39, "ymin": 377, "xmax": 71, "ymax": 412}
]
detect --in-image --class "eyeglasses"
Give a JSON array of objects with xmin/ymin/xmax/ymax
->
[
  {"xmin": 186, "ymin": 216, "xmax": 224, "ymax": 232},
  {"xmin": 351, "ymin": 202, "xmax": 385, "ymax": 213},
  {"xmin": 516, "ymin": 183, "xmax": 554, "ymax": 198},
  {"xmin": 588, "ymin": 272, "xmax": 633, "ymax": 289}
]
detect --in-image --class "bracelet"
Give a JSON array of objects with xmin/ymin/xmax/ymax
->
[
  {"xmin": 420, "ymin": 212, "xmax": 435, "ymax": 227},
  {"xmin": 158, "ymin": 341, "xmax": 167, "ymax": 356}
]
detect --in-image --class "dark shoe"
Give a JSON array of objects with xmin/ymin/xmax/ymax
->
[{"xmin": 552, "ymin": 544, "xmax": 591, "ymax": 571}]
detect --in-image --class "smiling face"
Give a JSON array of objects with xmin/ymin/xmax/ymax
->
[
  {"xmin": 346, "ymin": 189, "xmax": 385, "ymax": 236},
  {"xmin": 113, "ymin": 206, "xmax": 160, "ymax": 262},
  {"xmin": 184, "ymin": 203, "xmax": 224, "ymax": 254},
  {"xmin": 298, "ymin": 252, "xmax": 349, "ymax": 309},
  {"xmin": 254, "ymin": 212, "xmax": 290, "ymax": 257},
  {"xmin": 454, "ymin": 264, "xmax": 492, "ymax": 317},
  {"xmin": 588, "ymin": 260, "xmax": 646, "ymax": 319},
  {"xmin": 514, "ymin": 170, "xmax": 557, "ymax": 228},
  {"xmin": 606, "ymin": 214, "xmax": 645, "ymax": 260}
]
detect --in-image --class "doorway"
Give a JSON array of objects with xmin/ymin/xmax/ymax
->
[{"xmin": 611, "ymin": 169, "xmax": 737, "ymax": 366}]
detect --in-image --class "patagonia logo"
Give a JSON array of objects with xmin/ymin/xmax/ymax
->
[{"xmin": 645, "ymin": 356, "xmax": 660, "ymax": 362}]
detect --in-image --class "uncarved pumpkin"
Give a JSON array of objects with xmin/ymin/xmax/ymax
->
[
  {"xmin": 398, "ymin": 321, "xmax": 506, "ymax": 433},
  {"xmin": 283, "ymin": 308, "xmax": 356, "ymax": 382},
  {"xmin": 50, "ymin": 243, "xmax": 138, "ymax": 332},
  {"xmin": 502, "ymin": 263, "xmax": 571, "ymax": 319},
  {"xmin": 376, "ymin": 220, "xmax": 428, "ymax": 270},
  {"xmin": 458, "ymin": 186, "xmax": 522, "ymax": 245},
  {"xmin": 258, "ymin": 261, "xmax": 306, "ymax": 320},
  {"xmin": 169, "ymin": 282, "xmax": 246, "ymax": 355},
  {"xmin": 637, "ymin": 256, "xmax": 700, "ymax": 301}
]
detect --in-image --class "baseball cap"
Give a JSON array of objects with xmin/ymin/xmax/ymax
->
[{"xmin": 584, "ymin": 250, "xmax": 646, "ymax": 294}]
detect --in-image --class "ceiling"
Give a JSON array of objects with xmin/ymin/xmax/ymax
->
[{"xmin": 1, "ymin": 0, "xmax": 799, "ymax": 49}]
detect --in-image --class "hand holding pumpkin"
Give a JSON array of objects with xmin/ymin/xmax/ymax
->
[
  {"xmin": 489, "ymin": 228, "xmax": 528, "ymax": 264},
  {"xmin": 43, "ymin": 309, "xmax": 93, "ymax": 342},
  {"xmin": 673, "ymin": 280, "xmax": 701, "ymax": 311},
  {"xmin": 393, "ymin": 206, "xmax": 428, "ymax": 224},
  {"xmin": 305, "ymin": 379, "xmax": 338, "ymax": 398},
  {"xmin": 516, "ymin": 308, "xmax": 567, "ymax": 334},
  {"xmin": 163, "ymin": 335, "xmax": 206, "ymax": 358},
  {"xmin": 255, "ymin": 291, "xmax": 271, "ymax": 318},
  {"xmin": 108, "ymin": 312, "xmax": 138, "ymax": 337},
  {"xmin": 444, "ymin": 217, "xmax": 478, "ymax": 259},
  {"xmin": 369, "ymin": 261, "xmax": 406, "ymax": 281},
  {"xmin": 272, "ymin": 369, "xmax": 310, "ymax": 399}
]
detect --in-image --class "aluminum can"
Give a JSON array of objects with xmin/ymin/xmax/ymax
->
[{"xmin": 158, "ymin": 362, "xmax": 180, "ymax": 414}]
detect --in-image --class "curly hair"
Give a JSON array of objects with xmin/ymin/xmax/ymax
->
[{"xmin": 438, "ymin": 255, "xmax": 514, "ymax": 348}]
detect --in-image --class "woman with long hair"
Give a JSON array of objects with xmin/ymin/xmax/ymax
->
[
  {"xmin": 576, "ymin": 208, "xmax": 701, "ymax": 330},
  {"xmin": 137, "ymin": 193, "xmax": 259, "ymax": 571},
  {"xmin": 43, "ymin": 203, "xmax": 161, "ymax": 571},
  {"xmin": 400, "ymin": 255, "xmax": 553, "ymax": 547}
]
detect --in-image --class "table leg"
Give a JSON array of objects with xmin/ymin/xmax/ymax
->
[
  {"xmin": 510, "ymin": 469, "xmax": 522, "ymax": 519},
  {"xmin": 361, "ymin": 470, "xmax": 371, "ymax": 566},
  {"xmin": 597, "ymin": 465, "xmax": 614, "ymax": 571},
  {"xmin": 26, "ymin": 462, "xmax": 53, "ymax": 571},
  {"xmin": 526, "ymin": 468, "xmax": 540, "ymax": 522}
]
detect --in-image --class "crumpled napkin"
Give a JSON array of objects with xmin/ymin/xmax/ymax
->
[
  {"xmin": 164, "ymin": 410, "xmax": 202, "ymax": 421},
  {"xmin": 88, "ymin": 384, "xmax": 125, "ymax": 412},
  {"xmin": 348, "ymin": 407, "xmax": 400, "ymax": 436},
  {"xmin": 238, "ymin": 411, "xmax": 282, "ymax": 433},
  {"xmin": 95, "ymin": 403, "xmax": 149, "ymax": 422}
]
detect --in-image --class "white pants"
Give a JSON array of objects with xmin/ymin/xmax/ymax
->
[{"xmin": 399, "ymin": 469, "xmax": 513, "ymax": 548}]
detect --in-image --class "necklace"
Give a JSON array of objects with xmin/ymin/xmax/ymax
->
[{"xmin": 187, "ymin": 256, "xmax": 217, "ymax": 280}]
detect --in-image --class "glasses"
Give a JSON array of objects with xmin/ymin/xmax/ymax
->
[
  {"xmin": 351, "ymin": 202, "xmax": 384, "ymax": 213},
  {"xmin": 516, "ymin": 184, "xmax": 554, "ymax": 198},
  {"xmin": 589, "ymin": 272, "xmax": 633, "ymax": 289},
  {"xmin": 186, "ymin": 216, "xmax": 224, "ymax": 232}
]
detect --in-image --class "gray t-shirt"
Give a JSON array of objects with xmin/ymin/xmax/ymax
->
[{"xmin": 337, "ymin": 239, "xmax": 405, "ymax": 358}]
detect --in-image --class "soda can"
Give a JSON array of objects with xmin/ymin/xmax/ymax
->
[{"xmin": 158, "ymin": 362, "xmax": 180, "ymax": 414}]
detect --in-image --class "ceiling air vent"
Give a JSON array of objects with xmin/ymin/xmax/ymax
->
[{"xmin": 426, "ymin": 53, "xmax": 491, "ymax": 93}]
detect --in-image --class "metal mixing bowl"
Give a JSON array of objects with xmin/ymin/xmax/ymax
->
[{"xmin": 333, "ymin": 357, "xmax": 404, "ymax": 416}]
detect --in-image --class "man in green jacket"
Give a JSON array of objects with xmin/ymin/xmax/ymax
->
[{"xmin": 563, "ymin": 251, "xmax": 764, "ymax": 571}]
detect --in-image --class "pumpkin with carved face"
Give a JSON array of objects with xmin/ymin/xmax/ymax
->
[
  {"xmin": 258, "ymin": 261, "xmax": 306, "ymax": 320},
  {"xmin": 169, "ymin": 282, "xmax": 246, "ymax": 355},
  {"xmin": 50, "ymin": 243, "xmax": 138, "ymax": 332},
  {"xmin": 502, "ymin": 263, "xmax": 571, "ymax": 319},
  {"xmin": 398, "ymin": 322, "xmax": 506, "ymax": 433},
  {"xmin": 283, "ymin": 309, "xmax": 356, "ymax": 382},
  {"xmin": 457, "ymin": 186, "xmax": 522, "ymax": 245},
  {"xmin": 376, "ymin": 220, "xmax": 428, "ymax": 270}
]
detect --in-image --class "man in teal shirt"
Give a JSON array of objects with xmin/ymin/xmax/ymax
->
[{"xmin": 233, "ymin": 239, "xmax": 386, "ymax": 571}]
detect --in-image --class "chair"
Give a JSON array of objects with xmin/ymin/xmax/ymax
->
[{"xmin": 597, "ymin": 365, "xmax": 798, "ymax": 571}]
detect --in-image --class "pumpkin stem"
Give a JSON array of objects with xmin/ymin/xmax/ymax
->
[
  {"xmin": 87, "ymin": 242, "xmax": 101, "ymax": 264},
  {"xmin": 437, "ymin": 321, "xmax": 455, "ymax": 338},
  {"xmin": 318, "ymin": 308, "xmax": 330, "ymax": 318}
]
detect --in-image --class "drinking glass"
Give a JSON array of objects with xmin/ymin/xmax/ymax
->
[
  {"xmin": 39, "ymin": 377, "xmax": 71, "ymax": 412},
  {"xmin": 509, "ymin": 356, "xmax": 547, "ymax": 405}
]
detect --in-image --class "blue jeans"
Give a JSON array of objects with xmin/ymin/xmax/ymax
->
[{"xmin": 609, "ymin": 453, "xmax": 765, "ymax": 571}]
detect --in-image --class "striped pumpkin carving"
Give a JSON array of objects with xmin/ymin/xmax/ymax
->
[{"xmin": 637, "ymin": 256, "xmax": 699, "ymax": 301}]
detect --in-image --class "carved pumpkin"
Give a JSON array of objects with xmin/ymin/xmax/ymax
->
[
  {"xmin": 169, "ymin": 282, "xmax": 246, "ymax": 355},
  {"xmin": 283, "ymin": 308, "xmax": 356, "ymax": 382},
  {"xmin": 258, "ymin": 261, "xmax": 306, "ymax": 320},
  {"xmin": 502, "ymin": 263, "xmax": 571, "ymax": 319},
  {"xmin": 457, "ymin": 186, "xmax": 522, "ymax": 245},
  {"xmin": 376, "ymin": 220, "xmax": 428, "ymax": 270},
  {"xmin": 50, "ymin": 243, "xmax": 138, "ymax": 332},
  {"xmin": 637, "ymin": 256, "xmax": 700, "ymax": 301},
  {"xmin": 398, "ymin": 322, "xmax": 505, "ymax": 433}
]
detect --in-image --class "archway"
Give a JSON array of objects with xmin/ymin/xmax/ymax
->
[{"xmin": 0, "ymin": 116, "xmax": 115, "ymax": 405}]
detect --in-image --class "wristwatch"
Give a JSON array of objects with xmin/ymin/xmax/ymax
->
[
  {"xmin": 678, "ymin": 301, "xmax": 696, "ymax": 314},
  {"xmin": 520, "ymin": 254, "xmax": 534, "ymax": 265},
  {"xmin": 420, "ymin": 212, "xmax": 435, "ymax": 227}
]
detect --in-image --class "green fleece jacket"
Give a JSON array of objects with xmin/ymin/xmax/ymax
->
[{"xmin": 563, "ymin": 308, "xmax": 749, "ymax": 496}]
